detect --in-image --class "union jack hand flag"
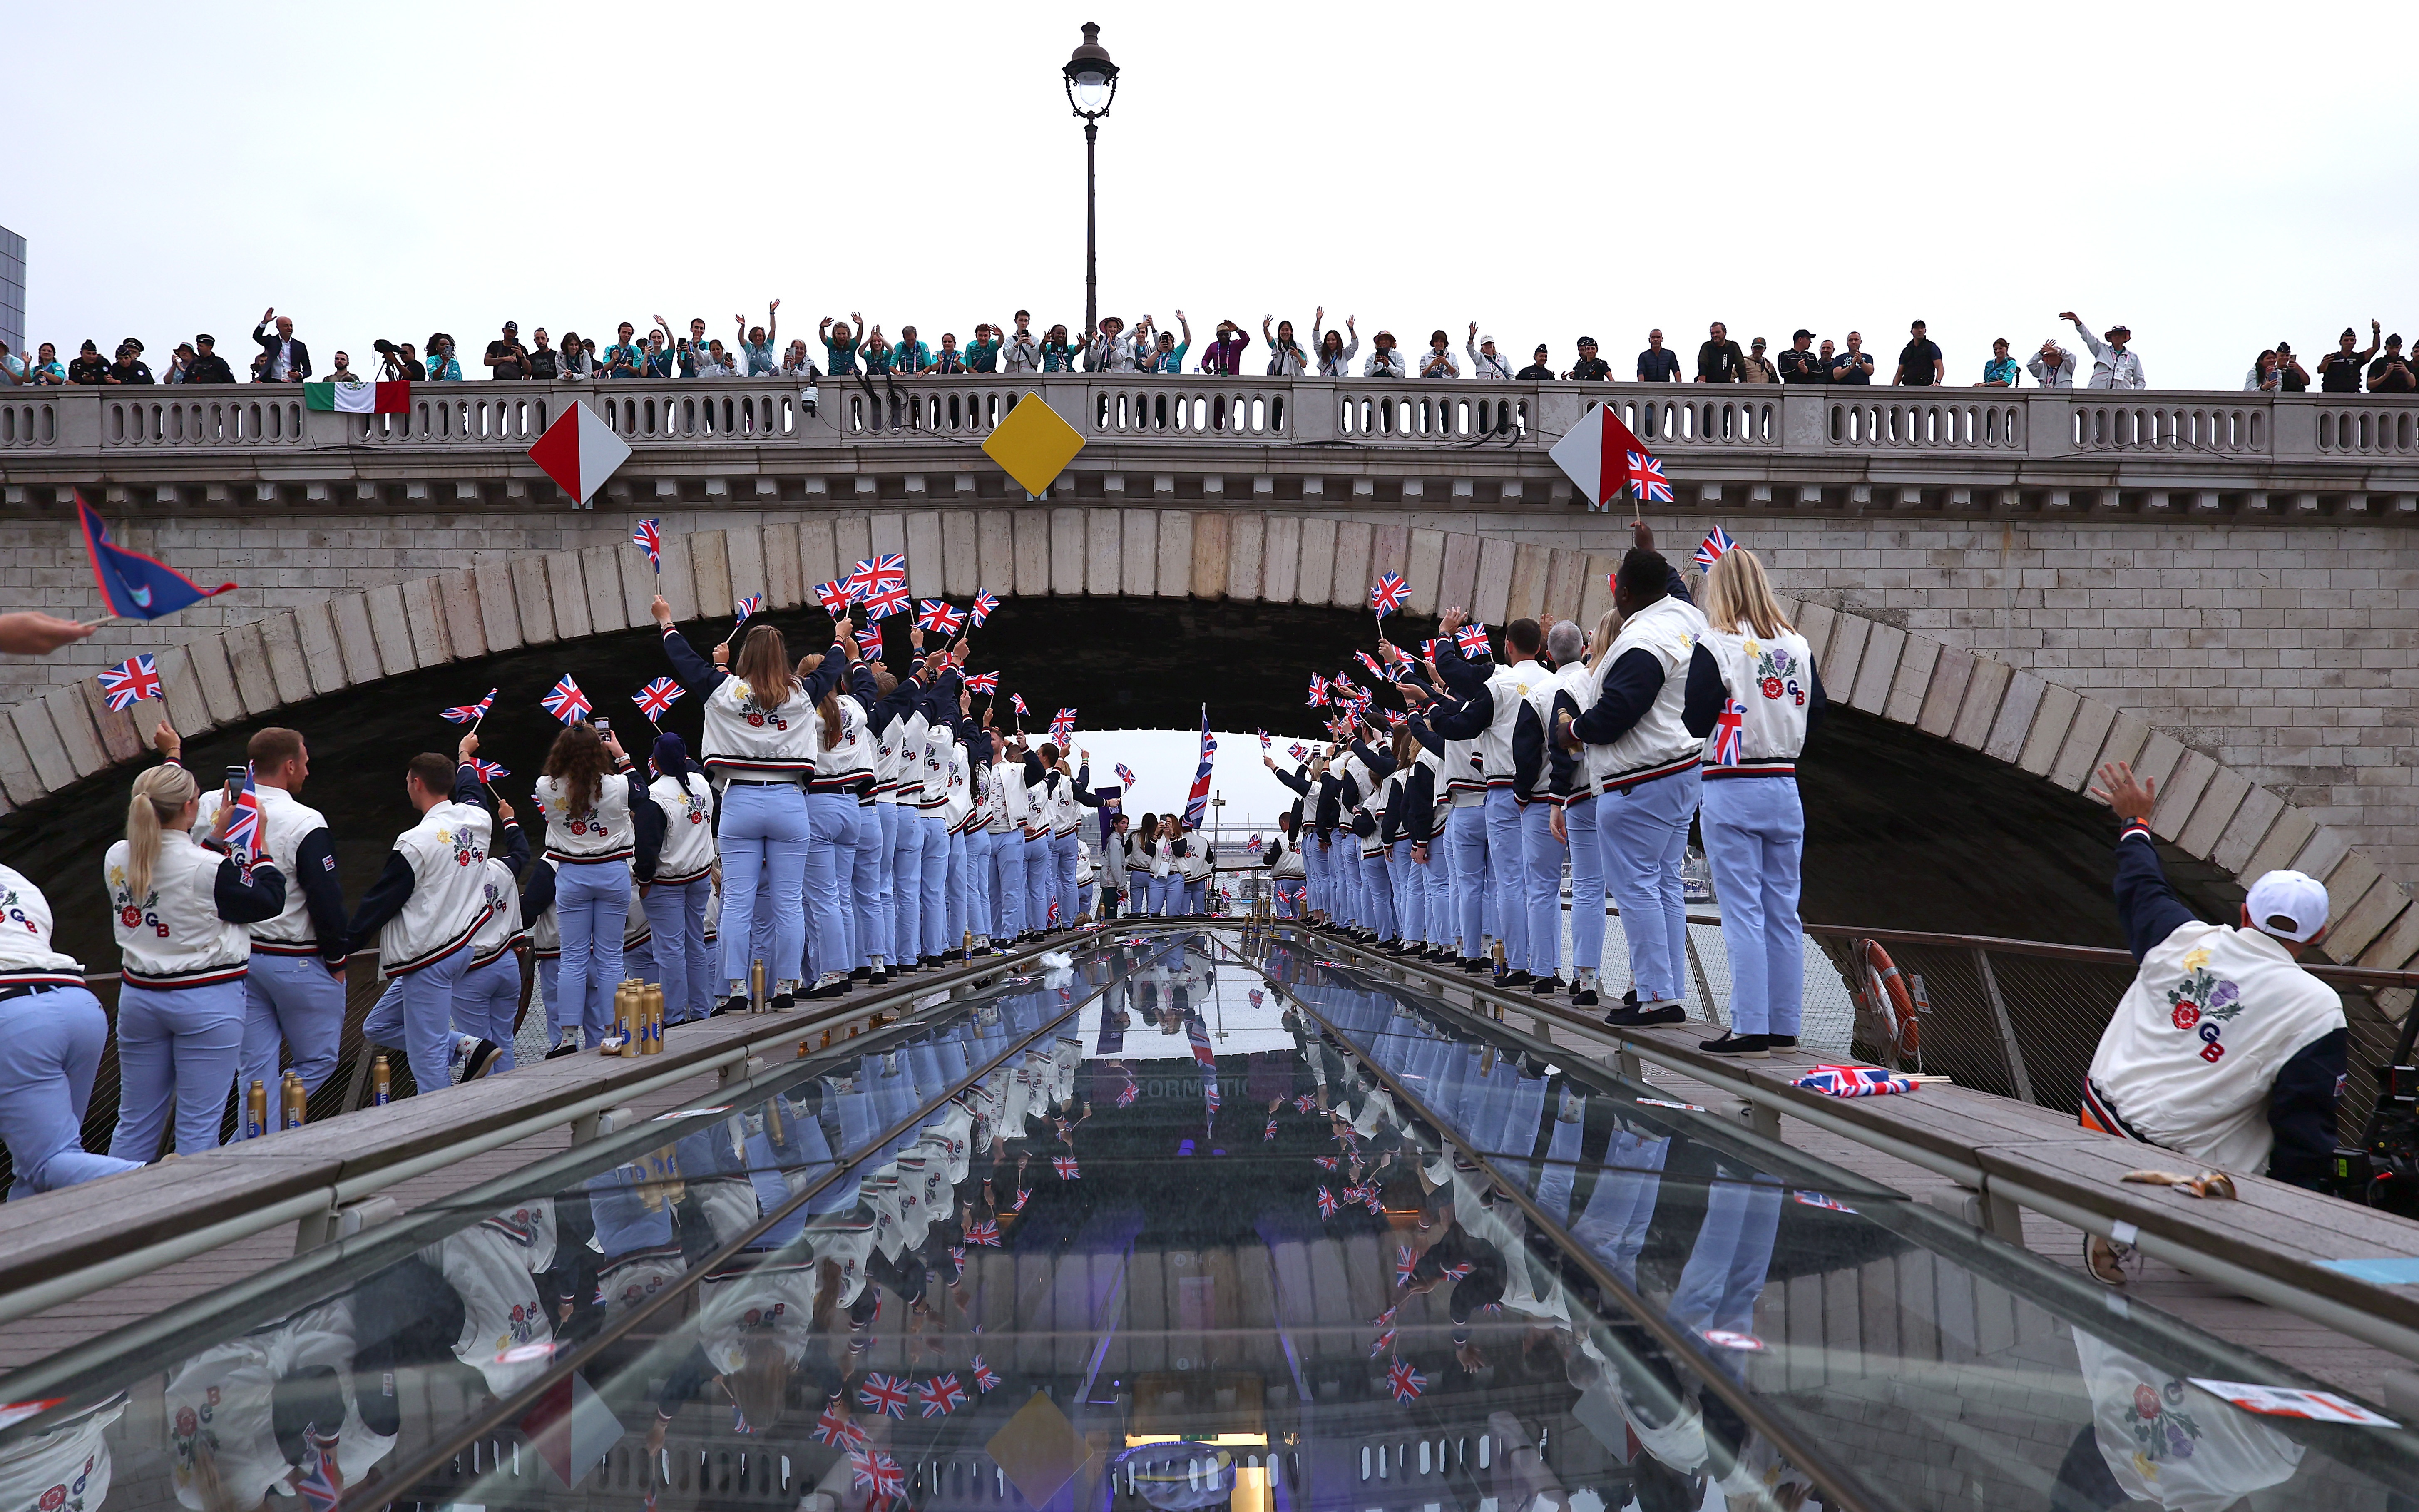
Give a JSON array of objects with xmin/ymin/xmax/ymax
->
[
  {"xmin": 1010, "ymin": 693, "xmax": 1029, "ymax": 716},
  {"xmin": 1114, "ymin": 763, "xmax": 1136, "ymax": 786},
  {"xmin": 1696, "ymin": 525, "xmax": 1737, "ymax": 568},
  {"xmin": 1294, "ymin": 1093, "xmax": 1316, "ymax": 1113},
  {"xmin": 1369, "ymin": 1328, "xmax": 1396, "ymax": 1358},
  {"xmin": 972, "ymin": 1354, "xmax": 1001, "ymax": 1392},
  {"xmin": 1628, "ymin": 450, "xmax": 1674, "ymax": 503},
  {"xmin": 1011, "ymin": 1185, "xmax": 1032, "ymax": 1210},
  {"xmin": 1263, "ymin": 1117, "xmax": 1278, "ymax": 1141},
  {"xmin": 1316, "ymin": 1186, "xmax": 1338, "ymax": 1218},
  {"xmin": 1386, "ymin": 1359, "xmax": 1427, "ymax": 1404},
  {"xmin": 631, "ymin": 518, "xmax": 663, "ymax": 568},
  {"xmin": 1288, "ymin": 743, "xmax": 1308, "ymax": 763},
  {"xmin": 734, "ymin": 593, "xmax": 764, "ymax": 624},
  {"xmin": 1307, "ymin": 674, "xmax": 1330, "ymax": 707},
  {"xmin": 1354, "ymin": 650, "xmax": 1386, "ymax": 681},
  {"xmin": 96, "ymin": 653, "xmax": 163, "ymax": 712},
  {"xmin": 858, "ymin": 1373, "xmax": 914, "ymax": 1417},
  {"xmin": 1245, "ymin": 833, "xmax": 1263, "ymax": 855},
  {"xmin": 1313, "ymin": 1155, "xmax": 1339, "ymax": 1170},
  {"xmin": 1395, "ymin": 1246, "xmax": 1417, "ymax": 1285},
  {"xmin": 965, "ymin": 1217, "xmax": 1001, "ymax": 1246},
  {"xmin": 966, "ymin": 671, "xmax": 1000, "ymax": 694},
  {"xmin": 812, "ymin": 1402, "xmax": 865, "ymax": 1447},
  {"xmin": 540, "ymin": 675, "xmax": 591, "ymax": 724},
  {"xmin": 1794, "ymin": 1064, "xmax": 1917, "ymax": 1097},
  {"xmin": 917, "ymin": 599, "xmax": 966, "ymax": 635},
  {"xmin": 1421, "ymin": 638, "xmax": 1439, "ymax": 662},
  {"xmin": 293, "ymin": 1450, "xmax": 341, "ymax": 1512},
  {"xmin": 1116, "ymin": 1080, "xmax": 1137, "ymax": 1107},
  {"xmin": 849, "ymin": 1449, "xmax": 905, "ymax": 1502},
  {"xmin": 1050, "ymin": 708, "xmax": 1076, "ymax": 741},
  {"xmin": 1455, "ymin": 623, "xmax": 1491, "ymax": 657},
  {"xmin": 1054, "ymin": 1156, "xmax": 1080, "ymax": 1180},
  {"xmin": 470, "ymin": 758, "xmax": 510, "ymax": 782},
  {"xmin": 1370, "ymin": 571, "xmax": 1408, "ymax": 618},
  {"xmin": 854, "ymin": 622, "xmax": 885, "ymax": 655},
  {"xmin": 1372, "ymin": 1305, "xmax": 1397, "ymax": 1327},
  {"xmin": 848, "ymin": 554, "xmax": 906, "ymax": 598},
  {"xmin": 1363, "ymin": 1187, "xmax": 1386, "ymax": 1214},
  {"xmin": 635, "ymin": 677, "xmax": 684, "ymax": 721},
  {"xmin": 439, "ymin": 686, "xmax": 497, "ymax": 725},
  {"xmin": 813, "ymin": 579, "xmax": 854, "ymax": 614},
  {"xmin": 1440, "ymin": 1262, "xmax": 1473, "ymax": 1280},
  {"xmin": 862, "ymin": 580, "xmax": 911, "ymax": 619},
  {"xmin": 223, "ymin": 766, "xmax": 263, "ymax": 859},
  {"xmin": 920, "ymin": 1374, "xmax": 966, "ymax": 1416},
  {"xmin": 1712, "ymin": 697, "xmax": 1746, "ymax": 766},
  {"xmin": 1793, "ymin": 1189, "xmax": 1859, "ymax": 1214},
  {"xmin": 971, "ymin": 589, "xmax": 999, "ymax": 626}
]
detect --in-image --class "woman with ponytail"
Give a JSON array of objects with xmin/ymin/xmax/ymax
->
[
  {"xmin": 798, "ymin": 640, "xmax": 871, "ymax": 997},
  {"xmin": 106, "ymin": 722, "xmax": 288, "ymax": 1159},
  {"xmin": 652, "ymin": 593, "xmax": 850, "ymax": 1010},
  {"xmin": 533, "ymin": 721, "xmax": 659, "ymax": 1049},
  {"xmin": 644, "ymin": 732, "xmax": 719, "ymax": 1024}
]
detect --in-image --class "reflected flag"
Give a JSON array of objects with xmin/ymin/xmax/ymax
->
[
  {"xmin": 470, "ymin": 758, "xmax": 510, "ymax": 783},
  {"xmin": 630, "ymin": 518, "xmax": 663, "ymax": 569},
  {"xmin": 1395, "ymin": 1246, "xmax": 1416, "ymax": 1285},
  {"xmin": 1116, "ymin": 1079, "xmax": 1137, "ymax": 1108},
  {"xmin": 541, "ymin": 675, "xmax": 591, "ymax": 724},
  {"xmin": 965, "ymin": 1218, "xmax": 1001, "ymax": 1247},
  {"xmin": 1455, "ymin": 623, "xmax": 1491, "ymax": 657},
  {"xmin": 1316, "ymin": 1187, "xmax": 1338, "ymax": 1218},
  {"xmin": 1712, "ymin": 697, "xmax": 1745, "ymax": 766},
  {"xmin": 1186, "ymin": 1016, "xmax": 1216, "ymax": 1071},
  {"xmin": 1183, "ymin": 704, "xmax": 1214, "ymax": 830},
  {"xmin": 1046, "ymin": 896, "xmax": 1059, "ymax": 927},
  {"xmin": 972, "ymin": 1355, "xmax": 1000, "ymax": 1392},
  {"xmin": 966, "ymin": 671, "xmax": 1000, "ymax": 695},
  {"xmin": 1293, "ymin": 1094, "xmax": 1316, "ymax": 1113},
  {"xmin": 293, "ymin": 1450, "xmax": 341, "ymax": 1512},
  {"xmin": 811, "ymin": 1402, "xmax": 865, "ymax": 1448},
  {"xmin": 857, "ymin": 1373, "xmax": 913, "ymax": 1418},
  {"xmin": 634, "ymin": 677, "xmax": 684, "ymax": 721},
  {"xmin": 439, "ymin": 687, "xmax": 497, "ymax": 725},
  {"xmin": 1263, "ymin": 1117, "xmax": 1278, "ymax": 1141},
  {"xmin": 96, "ymin": 653, "xmax": 162, "ymax": 711},
  {"xmin": 1793, "ymin": 1189, "xmax": 1859, "ymax": 1215},
  {"xmin": 848, "ymin": 1449, "xmax": 905, "ymax": 1502},
  {"xmin": 813, "ymin": 579, "xmax": 854, "ymax": 614},
  {"xmin": 1370, "ymin": 571, "xmax": 1408, "ymax": 618},
  {"xmin": 1386, "ymin": 1359, "xmax": 1426, "ymax": 1404},
  {"xmin": 1369, "ymin": 1328, "xmax": 1396, "ymax": 1358},
  {"xmin": 734, "ymin": 593, "xmax": 764, "ymax": 624},
  {"xmin": 862, "ymin": 580, "xmax": 910, "ymax": 619},
  {"xmin": 1440, "ymin": 1262, "xmax": 1474, "ymax": 1280},
  {"xmin": 1630, "ymin": 451, "xmax": 1675, "ymax": 504},
  {"xmin": 1696, "ymin": 525, "xmax": 1737, "ymax": 569},
  {"xmin": 1313, "ymin": 1156, "xmax": 1339, "ymax": 1170},
  {"xmin": 1053, "ymin": 1156, "xmax": 1080, "ymax": 1181},
  {"xmin": 920, "ymin": 1374, "xmax": 966, "ymax": 1417},
  {"xmin": 971, "ymin": 589, "xmax": 999, "ymax": 626}
]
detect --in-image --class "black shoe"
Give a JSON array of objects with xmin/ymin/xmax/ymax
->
[
  {"xmin": 1529, "ymin": 976, "xmax": 1562, "ymax": 995},
  {"xmin": 544, "ymin": 1040, "xmax": 581, "ymax": 1061},
  {"xmin": 851, "ymin": 966, "xmax": 871, "ymax": 981},
  {"xmin": 1499, "ymin": 969, "xmax": 1534, "ymax": 988},
  {"xmin": 1768, "ymin": 1034, "xmax": 1799, "ymax": 1050},
  {"xmin": 809, "ymin": 978, "xmax": 848, "ymax": 999},
  {"xmin": 867, "ymin": 969, "xmax": 890, "ymax": 985},
  {"xmin": 459, "ymin": 1039, "xmax": 501, "ymax": 1080},
  {"xmin": 921, "ymin": 954, "xmax": 942, "ymax": 969},
  {"xmin": 771, "ymin": 990, "xmax": 796, "ymax": 1011},
  {"xmin": 712, "ymin": 995, "xmax": 747, "ymax": 1017},
  {"xmin": 1573, "ymin": 988, "xmax": 1599, "ymax": 1007},
  {"xmin": 1604, "ymin": 1003, "xmax": 1685, "ymax": 1027},
  {"xmin": 1700, "ymin": 1032, "xmax": 1771, "ymax": 1059},
  {"xmin": 1459, "ymin": 957, "xmax": 1490, "ymax": 973}
]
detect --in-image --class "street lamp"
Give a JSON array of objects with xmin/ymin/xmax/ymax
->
[{"xmin": 1062, "ymin": 21, "xmax": 1119, "ymax": 346}]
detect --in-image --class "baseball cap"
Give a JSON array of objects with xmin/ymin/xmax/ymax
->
[
  {"xmin": 1793, "ymin": 328, "xmax": 1814, "ymax": 341},
  {"xmin": 2244, "ymin": 870, "xmax": 2329, "ymax": 943}
]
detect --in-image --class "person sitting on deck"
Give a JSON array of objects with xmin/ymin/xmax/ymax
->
[{"xmin": 2079, "ymin": 761, "xmax": 2347, "ymax": 1285}]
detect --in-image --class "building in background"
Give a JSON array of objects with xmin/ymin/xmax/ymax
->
[{"xmin": 0, "ymin": 224, "xmax": 22, "ymax": 358}]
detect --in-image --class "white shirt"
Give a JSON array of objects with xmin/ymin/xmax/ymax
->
[{"xmin": 2072, "ymin": 322, "xmax": 2146, "ymax": 390}]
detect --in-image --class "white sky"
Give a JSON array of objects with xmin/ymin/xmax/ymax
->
[
  {"xmin": 1056, "ymin": 728, "xmax": 1300, "ymax": 835},
  {"xmin": 10, "ymin": 2, "xmax": 2416, "ymax": 390}
]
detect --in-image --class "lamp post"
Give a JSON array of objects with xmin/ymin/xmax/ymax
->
[{"xmin": 1062, "ymin": 22, "xmax": 1119, "ymax": 347}]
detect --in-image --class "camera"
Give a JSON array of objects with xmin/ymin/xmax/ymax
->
[{"xmin": 372, "ymin": 338, "xmax": 396, "ymax": 356}]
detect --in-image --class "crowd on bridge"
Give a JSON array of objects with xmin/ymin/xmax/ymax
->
[
  {"xmin": 0, "ymin": 530, "xmax": 2358, "ymax": 1283},
  {"xmin": 12, "ymin": 300, "xmax": 2419, "ymax": 395}
]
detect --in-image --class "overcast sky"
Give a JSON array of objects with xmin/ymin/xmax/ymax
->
[{"xmin": 9, "ymin": 2, "xmax": 2414, "ymax": 389}]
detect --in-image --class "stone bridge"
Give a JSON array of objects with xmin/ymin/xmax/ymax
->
[{"xmin": 2, "ymin": 376, "xmax": 2417, "ymax": 982}]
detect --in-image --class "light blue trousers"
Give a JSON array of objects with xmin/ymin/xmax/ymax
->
[
  {"xmin": 1387, "ymin": 841, "xmax": 1421, "ymax": 943},
  {"xmin": 1700, "ymin": 776, "xmax": 1806, "ymax": 1036},
  {"xmin": 451, "ymin": 953, "xmax": 520, "ymax": 1072},
  {"xmin": 1449, "ymin": 799, "xmax": 1489, "ymax": 958},
  {"xmin": 363, "ymin": 944, "xmax": 471, "ymax": 1092},
  {"xmin": 1360, "ymin": 848, "xmax": 1395, "ymax": 938},
  {"xmin": 1483, "ymin": 788, "xmax": 1529, "ymax": 972},
  {"xmin": 1597, "ymin": 767, "xmax": 1701, "ymax": 1004},
  {"xmin": 848, "ymin": 802, "xmax": 882, "ymax": 967},
  {"xmin": 1149, "ymin": 873, "xmax": 1179, "ymax": 915},
  {"xmin": 1521, "ymin": 801, "xmax": 1565, "ymax": 980},
  {"xmin": 804, "ymin": 792, "xmax": 859, "ymax": 980},
  {"xmin": 236, "ymin": 951, "xmax": 344, "ymax": 1132},
  {"xmin": 1421, "ymin": 831, "xmax": 1453, "ymax": 946},
  {"xmin": 555, "ymin": 857, "xmax": 632, "ymax": 1037},
  {"xmin": 719, "ymin": 782, "xmax": 810, "ymax": 985},
  {"xmin": 1051, "ymin": 831, "xmax": 1081, "ymax": 927},
  {"xmin": 1669, "ymin": 1175, "xmax": 1784, "ymax": 1369},
  {"xmin": 991, "ymin": 829, "xmax": 1026, "ymax": 938},
  {"xmin": 963, "ymin": 828, "xmax": 994, "ymax": 942},
  {"xmin": 642, "ymin": 876, "xmax": 715, "ymax": 1021},
  {"xmin": 886, "ymin": 801, "xmax": 924, "ymax": 963},
  {"xmin": 869, "ymin": 802, "xmax": 900, "ymax": 966},
  {"xmin": 919, "ymin": 811, "xmax": 950, "ymax": 957},
  {"xmin": 0, "ymin": 986, "xmax": 141, "ymax": 1196},
  {"xmin": 1564, "ymin": 797, "xmax": 1604, "ymax": 974},
  {"xmin": 109, "ymin": 979, "xmax": 245, "ymax": 1160}
]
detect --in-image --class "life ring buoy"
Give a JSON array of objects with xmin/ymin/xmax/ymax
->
[{"xmin": 1857, "ymin": 939, "xmax": 1919, "ymax": 1062}]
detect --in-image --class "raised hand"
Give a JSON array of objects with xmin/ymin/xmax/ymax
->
[{"xmin": 2090, "ymin": 761, "xmax": 2156, "ymax": 822}]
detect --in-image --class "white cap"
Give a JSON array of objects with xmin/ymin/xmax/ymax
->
[
  {"xmin": 1478, "ymin": 333, "xmax": 1495, "ymax": 346},
  {"xmin": 2244, "ymin": 869, "xmax": 2329, "ymax": 943}
]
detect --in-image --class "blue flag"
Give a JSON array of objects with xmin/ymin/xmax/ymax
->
[{"xmin": 79, "ymin": 496, "xmax": 234, "ymax": 620}]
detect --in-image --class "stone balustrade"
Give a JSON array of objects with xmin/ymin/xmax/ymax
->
[{"xmin": 3, "ymin": 378, "xmax": 2417, "ymax": 518}]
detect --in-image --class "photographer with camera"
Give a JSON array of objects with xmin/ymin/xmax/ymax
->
[
  {"xmin": 373, "ymin": 338, "xmax": 426, "ymax": 382},
  {"xmin": 484, "ymin": 321, "xmax": 531, "ymax": 381},
  {"xmin": 2078, "ymin": 761, "xmax": 2348, "ymax": 1285}
]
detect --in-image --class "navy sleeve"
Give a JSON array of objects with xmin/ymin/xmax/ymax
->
[
  {"xmin": 798, "ymin": 644, "xmax": 849, "ymax": 705},
  {"xmin": 1406, "ymin": 765, "xmax": 1437, "ymax": 839},
  {"xmin": 1664, "ymin": 565, "xmax": 1693, "ymax": 604},
  {"xmin": 866, "ymin": 673, "xmax": 921, "ymax": 733},
  {"xmin": 1570, "ymin": 649, "xmax": 1666, "ymax": 745},
  {"xmin": 1022, "ymin": 752, "xmax": 1047, "ymax": 788},
  {"xmin": 847, "ymin": 661, "xmax": 881, "ymax": 704},
  {"xmin": 1407, "ymin": 720, "xmax": 1446, "ymax": 757},
  {"xmin": 1807, "ymin": 662, "xmax": 1827, "ymax": 740},
  {"xmin": 521, "ymin": 855, "xmax": 557, "ymax": 923},
  {"xmin": 343, "ymin": 850, "xmax": 418, "ymax": 950},
  {"xmin": 494, "ymin": 820, "xmax": 531, "ymax": 881},
  {"xmin": 2267, "ymin": 1027, "xmax": 2349, "ymax": 1190},
  {"xmin": 214, "ymin": 858, "xmax": 287, "ymax": 924},
  {"xmin": 1436, "ymin": 645, "xmax": 1490, "ymax": 698},
  {"xmin": 1423, "ymin": 687, "xmax": 1494, "ymax": 741},
  {"xmin": 1351, "ymin": 740, "xmax": 1398, "ymax": 780},
  {"xmin": 660, "ymin": 628, "xmax": 729, "ymax": 700},
  {"xmin": 451, "ymin": 762, "xmax": 483, "ymax": 807},
  {"xmin": 1511, "ymin": 703, "xmax": 1544, "ymax": 795},
  {"xmin": 628, "ymin": 773, "xmax": 666, "ymax": 882},
  {"xmin": 1548, "ymin": 690, "xmax": 1586, "ymax": 792},
  {"xmin": 2113, "ymin": 823, "xmax": 2200, "ymax": 962},
  {"xmin": 1681, "ymin": 643, "xmax": 1725, "ymax": 737},
  {"xmin": 1272, "ymin": 766, "xmax": 1310, "ymax": 796},
  {"xmin": 291, "ymin": 827, "xmax": 351, "ymax": 966}
]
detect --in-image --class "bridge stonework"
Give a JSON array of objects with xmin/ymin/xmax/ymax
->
[{"xmin": 2, "ymin": 377, "xmax": 2416, "ymax": 988}]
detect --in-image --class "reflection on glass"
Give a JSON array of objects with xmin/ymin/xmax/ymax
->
[{"xmin": 2, "ymin": 932, "xmax": 2414, "ymax": 1512}]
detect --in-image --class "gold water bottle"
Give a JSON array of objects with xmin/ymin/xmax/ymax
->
[
  {"xmin": 246, "ymin": 1079, "xmax": 268, "ymax": 1140},
  {"xmin": 282, "ymin": 1074, "xmax": 307, "ymax": 1131},
  {"xmin": 371, "ymin": 1053, "xmax": 390, "ymax": 1106},
  {"xmin": 750, "ymin": 959, "xmax": 767, "ymax": 1015},
  {"xmin": 607, "ymin": 983, "xmax": 634, "ymax": 1055},
  {"xmin": 641, "ymin": 984, "xmax": 664, "ymax": 1055}
]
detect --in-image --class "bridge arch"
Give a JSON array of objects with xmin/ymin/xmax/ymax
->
[{"xmin": 3, "ymin": 503, "xmax": 2411, "ymax": 978}]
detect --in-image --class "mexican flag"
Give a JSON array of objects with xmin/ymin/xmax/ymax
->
[{"xmin": 303, "ymin": 378, "xmax": 410, "ymax": 413}]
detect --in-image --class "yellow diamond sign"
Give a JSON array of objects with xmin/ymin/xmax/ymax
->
[{"xmin": 982, "ymin": 394, "xmax": 1086, "ymax": 496}]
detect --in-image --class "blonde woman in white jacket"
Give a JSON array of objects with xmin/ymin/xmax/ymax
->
[{"xmin": 106, "ymin": 724, "xmax": 288, "ymax": 1158}]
